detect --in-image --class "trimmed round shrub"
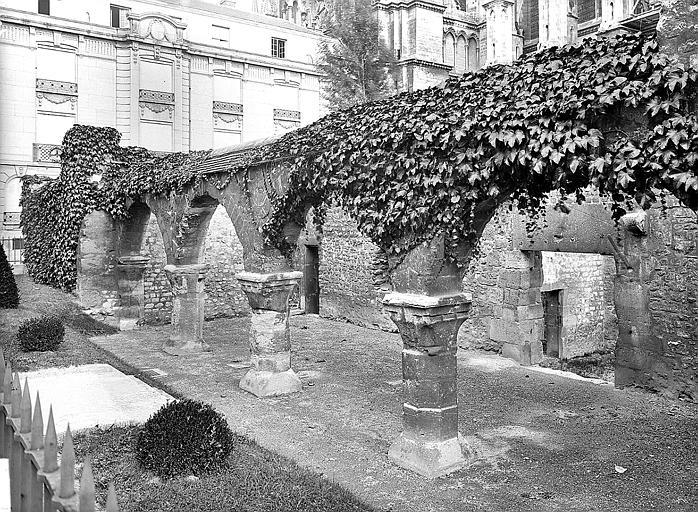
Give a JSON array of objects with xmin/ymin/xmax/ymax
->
[
  {"xmin": 136, "ymin": 399, "xmax": 235, "ymax": 479},
  {"xmin": 17, "ymin": 315, "xmax": 65, "ymax": 352},
  {"xmin": 0, "ymin": 244, "xmax": 19, "ymax": 309}
]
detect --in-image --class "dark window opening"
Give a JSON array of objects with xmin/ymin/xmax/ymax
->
[
  {"xmin": 542, "ymin": 290, "xmax": 562, "ymax": 358},
  {"xmin": 271, "ymin": 37, "xmax": 286, "ymax": 58},
  {"xmin": 38, "ymin": 0, "xmax": 50, "ymax": 15},
  {"xmin": 110, "ymin": 5, "xmax": 120, "ymax": 28}
]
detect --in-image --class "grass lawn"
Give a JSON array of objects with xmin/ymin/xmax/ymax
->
[
  {"xmin": 74, "ymin": 424, "xmax": 381, "ymax": 512},
  {"xmin": 0, "ymin": 276, "xmax": 117, "ymax": 370}
]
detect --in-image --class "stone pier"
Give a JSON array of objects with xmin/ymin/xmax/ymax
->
[
  {"xmin": 383, "ymin": 292, "xmax": 473, "ymax": 478},
  {"xmin": 115, "ymin": 255, "xmax": 149, "ymax": 331},
  {"xmin": 236, "ymin": 271, "xmax": 303, "ymax": 398},
  {"xmin": 162, "ymin": 263, "xmax": 210, "ymax": 355}
]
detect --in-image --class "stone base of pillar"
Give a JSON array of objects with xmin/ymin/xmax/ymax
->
[
  {"xmin": 162, "ymin": 338, "xmax": 212, "ymax": 356},
  {"xmin": 389, "ymin": 433, "xmax": 473, "ymax": 478},
  {"xmin": 239, "ymin": 369, "xmax": 302, "ymax": 398}
]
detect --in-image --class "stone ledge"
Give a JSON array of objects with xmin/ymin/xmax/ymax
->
[
  {"xmin": 382, "ymin": 292, "xmax": 473, "ymax": 309},
  {"xmin": 236, "ymin": 271, "xmax": 303, "ymax": 283},
  {"xmin": 164, "ymin": 263, "xmax": 209, "ymax": 275}
]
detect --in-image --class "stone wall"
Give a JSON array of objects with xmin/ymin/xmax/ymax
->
[
  {"xmin": 542, "ymin": 252, "xmax": 618, "ymax": 359},
  {"xmin": 616, "ymin": 203, "xmax": 698, "ymax": 400},
  {"xmin": 140, "ymin": 205, "xmax": 249, "ymax": 324},
  {"xmin": 317, "ymin": 207, "xmax": 394, "ymax": 330}
]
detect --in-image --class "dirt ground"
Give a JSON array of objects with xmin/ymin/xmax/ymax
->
[{"xmin": 91, "ymin": 315, "xmax": 698, "ymax": 512}]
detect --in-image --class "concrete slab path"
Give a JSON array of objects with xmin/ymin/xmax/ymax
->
[
  {"xmin": 92, "ymin": 316, "xmax": 697, "ymax": 512},
  {"xmin": 19, "ymin": 364, "xmax": 172, "ymax": 435}
]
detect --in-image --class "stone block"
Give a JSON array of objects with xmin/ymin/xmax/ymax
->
[
  {"xmin": 402, "ymin": 350, "xmax": 457, "ymax": 380},
  {"xmin": 501, "ymin": 341, "xmax": 532, "ymax": 365},
  {"xmin": 403, "ymin": 377, "xmax": 458, "ymax": 409},
  {"xmin": 239, "ymin": 369, "xmax": 302, "ymax": 398},
  {"xmin": 402, "ymin": 404, "xmax": 459, "ymax": 443},
  {"xmin": 388, "ymin": 433, "xmax": 473, "ymax": 478}
]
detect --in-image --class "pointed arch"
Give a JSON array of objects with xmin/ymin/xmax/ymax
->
[
  {"xmin": 455, "ymin": 36, "xmax": 467, "ymax": 73},
  {"xmin": 443, "ymin": 32, "xmax": 456, "ymax": 67}
]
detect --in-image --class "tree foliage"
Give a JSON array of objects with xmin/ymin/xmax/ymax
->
[
  {"xmin": 317, "ymin": 0, "xmax": 396, "ymax": 110},
  {"xmin": 0, "ymin": 243, "xmax": 19, "ymax": 308}
]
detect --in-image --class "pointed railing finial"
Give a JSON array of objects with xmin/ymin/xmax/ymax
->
[
  {"xmin": 10, "ymin": 371, "xmax": 21, "ymax": 417},
  {"xmin": 43, "ymin": 405, "xmax": 58, "ymax": 472},
  {"xmin": 31, "ymin": 392, "xmax": 44, "ymax": 450},
  {"xmin": 79, "ymin": 457, "xmax": 96, "ymax": 512},
  {"xmin": 106, "ymin": 481, "xmax": 120, "ymax": 512},
  {"xmin": 59, "ymin": 423, "xmax": 76, "ymax": 498},
  {"xmin": 20, "ymin": 378, "xmax": 32, "ymax": 433},
  {"xmin": 1, "ymin": 361, "xmax": 9, "ymax": 404}
]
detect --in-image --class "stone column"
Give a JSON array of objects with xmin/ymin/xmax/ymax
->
[
  {"xmin": 495, "ymin": 250, "xmax": 544, "ymax": 365},
  {"xmin": 236, "ymin": 271, "xmax": 303, "ymax": 398},
  {"xmin": 162, "ymin": 263, "xmax": 210, "ymax": 355},
  {"xmin": 383, "ymin": 292, "xmax": 473, "ymax": 478},
  {"xmin": 116, "ymin": 255, "xmax": 149, "ymax": 331}
]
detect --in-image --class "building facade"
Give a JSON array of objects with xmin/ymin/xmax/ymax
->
[
  {"xmin": 0, "ymin": 0, "xmax": 328, "ymax": 270},
  {"xmin": 377, "ymin": 0, "xmax": 659, "ymax": 91}
]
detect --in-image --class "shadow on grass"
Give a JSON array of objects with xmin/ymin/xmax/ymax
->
[{"xmin": 74, "ymin": 424, "xmax": 382, "ymax": 512}]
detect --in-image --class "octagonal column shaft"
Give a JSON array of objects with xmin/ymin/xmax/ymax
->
[
  {"xmin": 383, "ymin": 292, "xmax": 473, "ymax": 478},
  {"xmin": 116, "ymin": 255, "xmax": 149, "ymax": 331},
  {"xmin": 236, "ymin": 271, "xmax": 303, "ymax": 398},
  {"xmin": 163, "ymin": 263, "xmax": 210, "ymax": 355}
]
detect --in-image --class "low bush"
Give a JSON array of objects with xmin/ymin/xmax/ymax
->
[
  {"xmin": 17, "ymin": 315, "xmax": 65, "ymax": 352},
  {"xmin": 136, "ymin": 399, "xmax": 235, "ymax": 479}
]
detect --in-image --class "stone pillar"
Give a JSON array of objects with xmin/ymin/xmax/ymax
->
[
  {"xmin": 162, "ymin": 263, "xmax": 210, "ymax": 355},
  {"xmin": 493, "ymin": 250, "xmax": 544, "ymax": 365},
  {"xmin": 236, "ymin": 271, "xmax": 303, "ymax": 398},
  {"xmin": 115, "ymin": 255, "xmax": 149, "ymax": 331},
  {"xmin": 383, "ymin": 292, "xmax": 473, "ymax": 478}
]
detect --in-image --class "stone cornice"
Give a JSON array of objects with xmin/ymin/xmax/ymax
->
[
  {"xmin": 0, "ymin": 9, "xmax": 325, "ymax": 77},
  {"xmin": 376, "ymin": 0, "xmax": 446, "ymax": 14},
  {"xmin": 399, "ymin": 58, "xmax": 453, "ymax": 71}
]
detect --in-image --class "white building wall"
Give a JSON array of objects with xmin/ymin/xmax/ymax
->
[{"xmin": 0, "ymin": 0, "xmax": 327, "ymax": 251}]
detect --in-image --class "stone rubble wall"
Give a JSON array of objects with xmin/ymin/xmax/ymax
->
[
  {"xmin": 317, "ymin": 207, "xmax": 395, "ymax": 331},
  {"xmin": 619, "ymin": 204, "xmax": 698, "ymax": 400},
  {"xmin": 542, "ymin": 252, "xmax": 618, "ymax": 359},
  {"xmin": 140, "ymin": 205, "xmax": 249, "ymax": 324}
]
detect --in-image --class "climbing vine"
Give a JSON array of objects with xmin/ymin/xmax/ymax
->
[
  {"xmin": 249, "ymin": 33, "xmax": 698, "ymax": 258},
  {"xmin": 21, "ymin": 126, "xmax": 209, "ymax": 291},
  {"xmin": 21, "ymin": 33, "xmax": 698, "ymax": 290}
]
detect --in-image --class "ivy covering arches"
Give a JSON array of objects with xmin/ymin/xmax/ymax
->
[{"xmin": 20, "ymin": 33, "xmax": 698, "ymax": 291}]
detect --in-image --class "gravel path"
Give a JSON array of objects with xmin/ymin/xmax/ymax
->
[{"xmin": 92, "ymin": 315, "xmax": 698, "ymax": 512}]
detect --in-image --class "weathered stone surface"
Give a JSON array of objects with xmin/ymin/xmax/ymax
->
[
  {"xmin": 116, "ymin": 255, "xmax": 149, "ymax": 331},
  {"xmin": 162, "ymin": 263, "xmax": 211, "ymax": 355},
  {"xmin": 237, "ymin": 271, "xmax": 303, "ymax": 398},
  {"xmin": 383, "ymin": 290, "xmax": 474, "ymax": 477},
  {"xmin": 239, "ymin": 369, "xmax": 302, "ymax": 398}
]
